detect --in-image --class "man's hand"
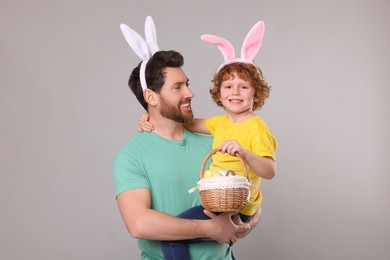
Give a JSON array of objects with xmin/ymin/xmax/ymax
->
[
  {"xmin": 235, "ymin": 208, "xmax": 262, "ymax": 239},
  {"xmin": 203, "ymin": 209, "xmax": 250, "ymax": 243}
]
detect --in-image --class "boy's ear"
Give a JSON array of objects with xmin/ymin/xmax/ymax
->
[{"xmin": 143, "ymin": 88, "xmax": 158, "ymax": 106}]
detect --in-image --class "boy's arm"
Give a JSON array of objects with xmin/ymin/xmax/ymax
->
[
  {"xmin": 241, "ymin": 151, "xmax": 276, "ymax": 179},
  {"xmin": 137, "ymin": 113, "xmax": 210, "ymax": 135},
  {"xmin": 184, "ymin": 118, "xmax": 210, "ymax": 134},
  {"xmin": 219, "ymin": 140, "xmax": 276, "ymax": 179}
]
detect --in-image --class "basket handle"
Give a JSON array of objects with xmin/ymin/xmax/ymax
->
[{"xmin": 200, "ymin": 148, "xmax": 248, "ymax": 179}]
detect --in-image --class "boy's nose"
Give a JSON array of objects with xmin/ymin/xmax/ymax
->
[{"xmin": 232, "ymin": 87, "xmax": 240, "ymax": 95}]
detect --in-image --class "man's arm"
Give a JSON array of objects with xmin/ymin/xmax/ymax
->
[{"xmin": 116, "ymin": 188, "xmax": 250, "ymax": 243}]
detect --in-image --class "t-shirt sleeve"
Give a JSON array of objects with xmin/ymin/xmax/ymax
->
[
  {"xmin": 205, "ymin": 115, "xmax": 222, "ymax": 135},
  {"xmin": 252, "ymin": 128, "xmax": 278, "ymax": 161},
  {"xmin": 113, "ymin": 147, "xmax": 149, "ymax": 197}
]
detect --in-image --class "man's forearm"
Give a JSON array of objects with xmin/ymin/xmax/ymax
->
[
  {"xmin": 134, "ymin": 210, "xmax": 213, "ymax": 240},
  {"xmin": 117, "ymin": 189, "xmax": 248, "ymax": 243},
  {"xmin": 126, "ymin": 209, "xmax": 248, "ymax": 244},
  {"xmin": 123, "ymin": 207, "xmax": 212, "ymax": 240}
]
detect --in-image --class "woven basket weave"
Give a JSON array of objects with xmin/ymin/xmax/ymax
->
[{"xmin": 199, "ymin": 148, "xmax": 250, "ymax": 212}]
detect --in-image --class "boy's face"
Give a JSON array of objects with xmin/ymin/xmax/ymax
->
[
  {"xmin": 219, "ymin": 72, "xmax": 255, "ymax": 114},
  {"xmin": 157, "ymin": 67, "xmax": 194, "ymax": 123}
]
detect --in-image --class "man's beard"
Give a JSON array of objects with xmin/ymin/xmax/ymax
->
[{"xmin": 159, "ymin": 96, "xmax": 194, "ymax": 123}]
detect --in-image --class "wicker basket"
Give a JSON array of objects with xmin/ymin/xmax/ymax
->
[{"xmin": 198, "ymin": 148, "xmax": 250, "ymax": 212}]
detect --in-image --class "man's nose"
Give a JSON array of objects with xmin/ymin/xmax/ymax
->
[{"xmin": 185, "ymin": 87, "xmax": 194, "ymax": 98}]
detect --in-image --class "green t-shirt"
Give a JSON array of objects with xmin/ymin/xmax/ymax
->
[{"xmin": 113, "ymin": 129, "xmax": 232, "ymax": 260}]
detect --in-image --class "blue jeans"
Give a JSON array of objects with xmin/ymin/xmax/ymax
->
[{"xmin": 161, "ymin": 205, "xmax": 251, "ymax": 260}]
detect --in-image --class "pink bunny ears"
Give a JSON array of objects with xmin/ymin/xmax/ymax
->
[
  {"xmin": 120, "ymin": 16, "xmax": 160, "ymax": 91},
  {"xmin": 201, "ymin": 21, "xmax": 265, "ymax": 71}
]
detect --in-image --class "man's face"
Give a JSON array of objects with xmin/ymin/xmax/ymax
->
[{"xmin": 158, "ymin": 67, "xmax": 194, "ymax": 123}]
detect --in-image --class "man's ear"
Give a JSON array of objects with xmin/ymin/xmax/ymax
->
[{"xmin": 143, "ymin": 88, "xmax": 158, "ymax": 106}]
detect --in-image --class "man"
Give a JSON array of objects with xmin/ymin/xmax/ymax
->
[{"xmin": 113, "ymin": 50, "xmax": 260, "ymax": 259}]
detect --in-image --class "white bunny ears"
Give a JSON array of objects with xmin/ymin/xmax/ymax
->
[
  {"xmin": 201, "ymin": 21, "xmax": 265, "ymax": 71},
  {"xmin": 120, "ymin": 16, "xmax": 160, "ymax": 91}
]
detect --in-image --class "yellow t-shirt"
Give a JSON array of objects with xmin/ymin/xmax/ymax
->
[{"xmin": 205, "ymin": 114, "xmax": 278, "ymax": 216}]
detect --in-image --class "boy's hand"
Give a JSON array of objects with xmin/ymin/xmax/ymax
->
[
  {"xmin": 218, "ymin": 140, "xmax": 245, "ymax": 157},
  {"xmin": 138, "ymin": 112, "xmax": 154, "ymax": 132}
]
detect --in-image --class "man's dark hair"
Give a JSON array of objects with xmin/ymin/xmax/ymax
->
[{"xmin": 128, "ymin": 50, "xmax": 184, "ymax": 110}]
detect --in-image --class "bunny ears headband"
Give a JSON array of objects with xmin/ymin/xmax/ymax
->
[
  {"xmin": 201, "ymin": 21, "xmax": 265, "ymax": 71},
  {"xmin": 120, "ymin": 17, "xmax": 264, "ymax": 90},
  {"xmin": 120, "ymin": 16, "xmax": 159, "ymax": 91}
]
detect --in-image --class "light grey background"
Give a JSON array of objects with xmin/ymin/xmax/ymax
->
[{"xmin": 1, "ymin": 0, "xmax": 389, "ymax": 259}]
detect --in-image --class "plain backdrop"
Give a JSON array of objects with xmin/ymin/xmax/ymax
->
[{"xmin": 1, "ymin": 0, "xmax": 389, "ymax": 259}]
